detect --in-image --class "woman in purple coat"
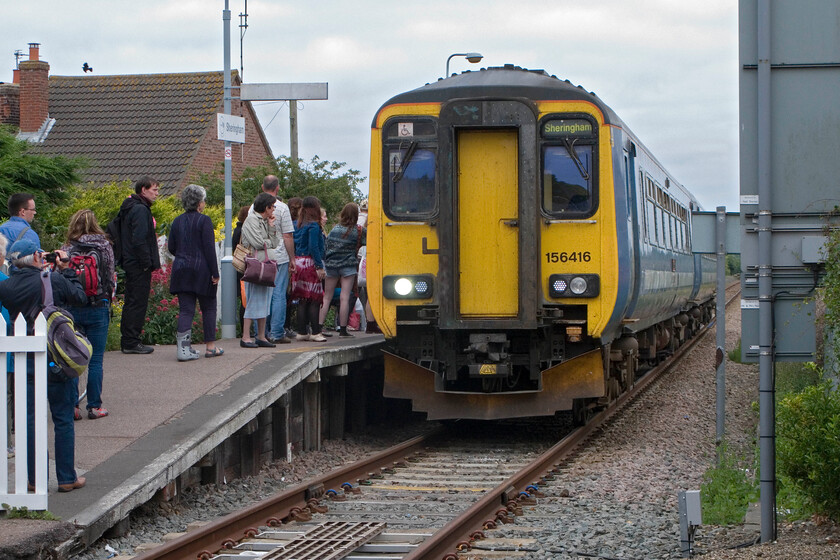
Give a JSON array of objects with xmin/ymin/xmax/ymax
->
[{"xmin": 168, "ymin": 184, "xmax": 222, "ymax": 360}]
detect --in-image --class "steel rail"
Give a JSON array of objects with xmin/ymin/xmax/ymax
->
[
  {"xmin": 131, "ymin": 430, "xmax": 443, "ymax": 560},
  {"xmin": 405, "ymin": 286, "xmax": 741, "ymax": 560}
]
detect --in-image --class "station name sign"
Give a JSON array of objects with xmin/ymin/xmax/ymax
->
[
  {"xmin": 542, "ymin": 119, "xmax": 594, "ymax": 137},
  {"xmin": 217, "ymin": 113, "xmax": 246, "ymax": 143}
]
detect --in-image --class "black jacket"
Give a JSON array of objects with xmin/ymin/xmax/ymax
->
[
  {"xmin": 119, "ymin": 194, "xmax": 161, "ymax": 271},
  {"xmin": 0, "ymin": 266, "xmax": 88, "ymax": 334}
]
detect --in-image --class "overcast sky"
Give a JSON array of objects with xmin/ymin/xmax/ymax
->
[{"xmin": 3, "ymin": 0, "xmax": 739, "ymax": 211}]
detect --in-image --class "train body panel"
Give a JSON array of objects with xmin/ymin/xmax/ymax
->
[{"xmin": 367, "ymin": 65, "xmax": 715, "ymax": 420}]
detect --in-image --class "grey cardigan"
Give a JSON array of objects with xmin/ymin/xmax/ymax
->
[{"xmin": 240, "ymin": 212, "xmax": 279, "ymax": 258}]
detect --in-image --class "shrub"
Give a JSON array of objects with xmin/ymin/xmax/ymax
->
[
  {"xmin": 776, "ymin": 361, "xmax": 823, "ymax": 397},
  {"xmin": 37, "ymin": 181, "xmax": 134, "ymax": 250},
  {"xmin": 141, "ymin": 267, "xmax": 217, "ymax": 346},
  {"xmin": 776, "ymin": 371, "xmax": 840, "ymax": 521}
]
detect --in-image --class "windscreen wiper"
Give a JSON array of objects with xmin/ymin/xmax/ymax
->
[
  {"xmin": 392, "ymin": 141, "xmax": 418, "ymax": 183},
  {"xmin": 563, "ymin": 138, "xmax": 590, "ymax": 181}
]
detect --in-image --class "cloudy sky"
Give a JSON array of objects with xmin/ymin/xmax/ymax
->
[{"xmin": 3, "ymin": 0, "xmax": 740, "ymax": 210}]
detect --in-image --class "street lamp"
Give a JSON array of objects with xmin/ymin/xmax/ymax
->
[{"xmin": 445, "ymin": 52, "xmax": 484, "ymax": 77}]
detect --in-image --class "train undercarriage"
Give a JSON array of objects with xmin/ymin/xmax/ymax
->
[{"xmin": 382, "ymin": 300, "xmax": 716, "ymax": 421}]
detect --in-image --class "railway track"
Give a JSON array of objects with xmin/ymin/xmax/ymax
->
[{"xmin": 131, "ymin": 286, "xmax": 740, "ymax": 560}]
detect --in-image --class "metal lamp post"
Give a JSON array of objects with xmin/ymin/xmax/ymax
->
[{"xmin": 445, "ymin": 52, "xmax": 483, "ymax": 77}]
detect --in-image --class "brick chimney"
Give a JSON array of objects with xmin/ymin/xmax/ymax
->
[{"xmin": 18, "ymin": 43, "xmax": 50, "ymax": 133}]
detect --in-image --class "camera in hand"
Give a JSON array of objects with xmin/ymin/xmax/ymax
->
[{"xmin": 44, "ymin": 252, "xmax": 69, "ymax": 264}]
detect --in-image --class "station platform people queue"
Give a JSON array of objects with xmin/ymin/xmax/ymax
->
[
  {"xmin": 60, "ymin": 209, "xmax": 115, "ymax": 421},
  {"xmin": 247, "ymin": 176, "xmax": 296, "ymax": 344},
  {"xmin": 318, "ymin": 203, "xmax": 366, "ymax": 338},
  {"xmin": 167, "ymin": 184, "xmax": 222, "ymax": 361},
  {"xmin": 117, "ymin": 177, "xmax": 160, "ymax": 355},
  {"xmin": 291, "ymin": 196, "xmax": 327, "ymax": 342},
  {"xmin": 0, "ymin": 238, "xmax": 88, "ymax": 492}
]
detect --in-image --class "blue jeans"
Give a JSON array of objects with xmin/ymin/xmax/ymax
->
[
  {"xmin": 269, "ymin": 262, "xmax": 290, "ymax": 339},
  {"xmin": 27, "ymin": 356, "xmax": 78, "ymax": 486},
  {"xmin": 68, "ymin": 303, "xmax": 110, "ymax": 410}
]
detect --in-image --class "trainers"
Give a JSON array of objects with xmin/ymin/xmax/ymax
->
[
  {"xmin": 88, "ymin": 407, "xmax": 109, "ymax": 419},
  {"xmin": 74, "ymin": 407, "xmax": 83, "ymax": 421},
  {"xmin": 310, "ymin": 333, "xmax": 328, "ymax": 342},
  {"xmin": 122, "ymin": 343, "xmax": 154, "ymax": 354}
]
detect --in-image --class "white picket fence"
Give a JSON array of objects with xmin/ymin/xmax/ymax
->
[{"xmin": 0, "ymin": 313, "xmax": 49, "ymax": 511}]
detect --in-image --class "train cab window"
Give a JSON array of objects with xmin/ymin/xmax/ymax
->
[
  {"xmin": 383, "ymin": 118, "xmax": 438, "ymax": 219},
  {"xmin": 387, "ymin": 147, "xmax": 436, "ymax": 216},
  {"xmin": 543, "ymin": 145, "xmax": 593, "ymax": 214},
  {"xmin": 540, "ymin": 116, "xmax": 597, "ymax": 217}
]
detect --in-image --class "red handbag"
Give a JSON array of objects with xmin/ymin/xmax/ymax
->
[{"xmin": 242, "ymin": 244, "xmax": 277, "ymax": 287}]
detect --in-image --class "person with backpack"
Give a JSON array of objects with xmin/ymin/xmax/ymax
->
[
  {"xmin": 61, "ymin": 209, "xmax": 116, "ymax": 420},
  {"xmin": 0, "ymin": 238, "xmax": 88, "ymax": 493},
  {"xmin": 113, "ymin": 176, "xmax": 160, "ymax": 354}
]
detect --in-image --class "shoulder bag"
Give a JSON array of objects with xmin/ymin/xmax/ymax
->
[{"xmin": 242, "ymin": 243, "xmax": 277, "ymax": 287}]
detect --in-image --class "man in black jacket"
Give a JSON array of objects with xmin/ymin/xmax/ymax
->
[
  {"xmin": 117, "ymin": 176, "xmax": 161, "ymax": 354},
  {"xmin": 0, "ymin": 238, "xmax": 88, "ymax": 492}
]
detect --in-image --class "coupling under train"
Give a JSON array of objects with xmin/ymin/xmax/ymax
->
[{"xmin": 366, "ymin": 64, "xmax": 715, "ymax": 421}]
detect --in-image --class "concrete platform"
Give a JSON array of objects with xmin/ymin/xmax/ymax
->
[{"xmin": 2, "ymin": 332, "xmax": 384, "ymax": 551}]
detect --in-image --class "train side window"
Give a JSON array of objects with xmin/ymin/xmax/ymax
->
[
  {"xmin": 657, "ymin": 207, "xmax": 665, "ymax": 246},
  {"xmin": 669, "ymin": 214, "xmax": 676, "ymax": 249},
  {"xmin": 542, "ymin": 144, "xmax": 593, "ymax": 214},
  {"xmin": 646, "ymin": 199, "xmax": 656, "ymax": 245},
  {"xmin": 387, "ymin": 147, "xmax": 436, "ymax": 216}
]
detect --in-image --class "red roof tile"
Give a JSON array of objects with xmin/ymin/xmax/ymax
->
[{"xmin": 38, "ymin": 71, "xmax": 241, "ymax": 196}]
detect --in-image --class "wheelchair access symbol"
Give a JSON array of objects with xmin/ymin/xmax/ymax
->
[{"xmin": 398, "ymin": 123, "xmax": 413, "ymax": 137}]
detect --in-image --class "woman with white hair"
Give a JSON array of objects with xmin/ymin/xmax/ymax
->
[{"xmin": 168, "ymin": 184, "xmax": 222, "ymax": 360}]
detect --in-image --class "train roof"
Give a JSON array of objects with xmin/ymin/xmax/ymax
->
[
  {"xmin": 374, "ymin": 64, "xmax": 624, "ymax": 127},
  {"xmin": 373, "ymin": 65, "xmax": 702, "ymax": 210}
]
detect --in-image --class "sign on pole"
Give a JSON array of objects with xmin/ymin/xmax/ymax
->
[
  {"xmin": 217, "ymin": 113, "xmax": 246, "ymax": 143},
  {"xmin": 240, "ymin": 83, "xmax": 328, "ymax": 101}
]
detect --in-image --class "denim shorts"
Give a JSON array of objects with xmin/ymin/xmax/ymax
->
[{"xmin": 326, "ymin": 265, "xmax": 358, "ymax": 278}]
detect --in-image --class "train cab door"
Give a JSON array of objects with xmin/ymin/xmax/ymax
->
[
  {"xmin": 437, "ymin": 99, "xmax": 538, "ymax": 331},
  {"xmin": 456, "ymin": 129, "xmax": 519, "ymax": 317}
]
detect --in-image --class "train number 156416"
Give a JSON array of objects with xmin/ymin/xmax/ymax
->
[{"xmin": 545, "ymin": 251, "xmax": 591, "ymax": 263}]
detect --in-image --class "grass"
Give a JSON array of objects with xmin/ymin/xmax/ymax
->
[
  {"xmin": 701, "ymin": 444, "xmax": 757, "ymax": 525},
  {"xmin": 2, "ymin": 505, "xmax": 60, "ymax": 520}
]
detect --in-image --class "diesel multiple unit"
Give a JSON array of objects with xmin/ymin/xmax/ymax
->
[{"xmin": 367, "ymin": 65, "xmax": 715, "ymax": 421}]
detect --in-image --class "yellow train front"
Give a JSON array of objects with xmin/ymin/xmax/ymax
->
[{"xmin": 367, "ymin": 65, "xmax": 713, "ymax": 421}]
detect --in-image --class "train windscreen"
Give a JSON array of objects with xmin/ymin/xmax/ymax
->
[
  {"xmin": 388, "ymin": 147, "xmax": 436, "ymax": 216},
  {"xmin": 542, "ymin": 144, "xmax": 593, "ymax": 214}
]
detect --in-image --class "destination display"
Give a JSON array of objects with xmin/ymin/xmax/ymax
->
[{"xmin": 542, "ymin": 119, "xmax": 595, "ymax": 137}]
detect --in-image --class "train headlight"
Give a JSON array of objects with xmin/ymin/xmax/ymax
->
[
  {"xmin": 394, "ymin": 278, "xmax": 413, "ymax": 296},
  {"xmin": 548, "ymin": 274, "xmax": 600, "ymax": 298},
  {"xmin": 569, "ymin": 276, "xmax": 588, "ymax": 295},
  {"xmin": 384, "ymin": 274, "xmax": 435, "ymax": 299}
]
